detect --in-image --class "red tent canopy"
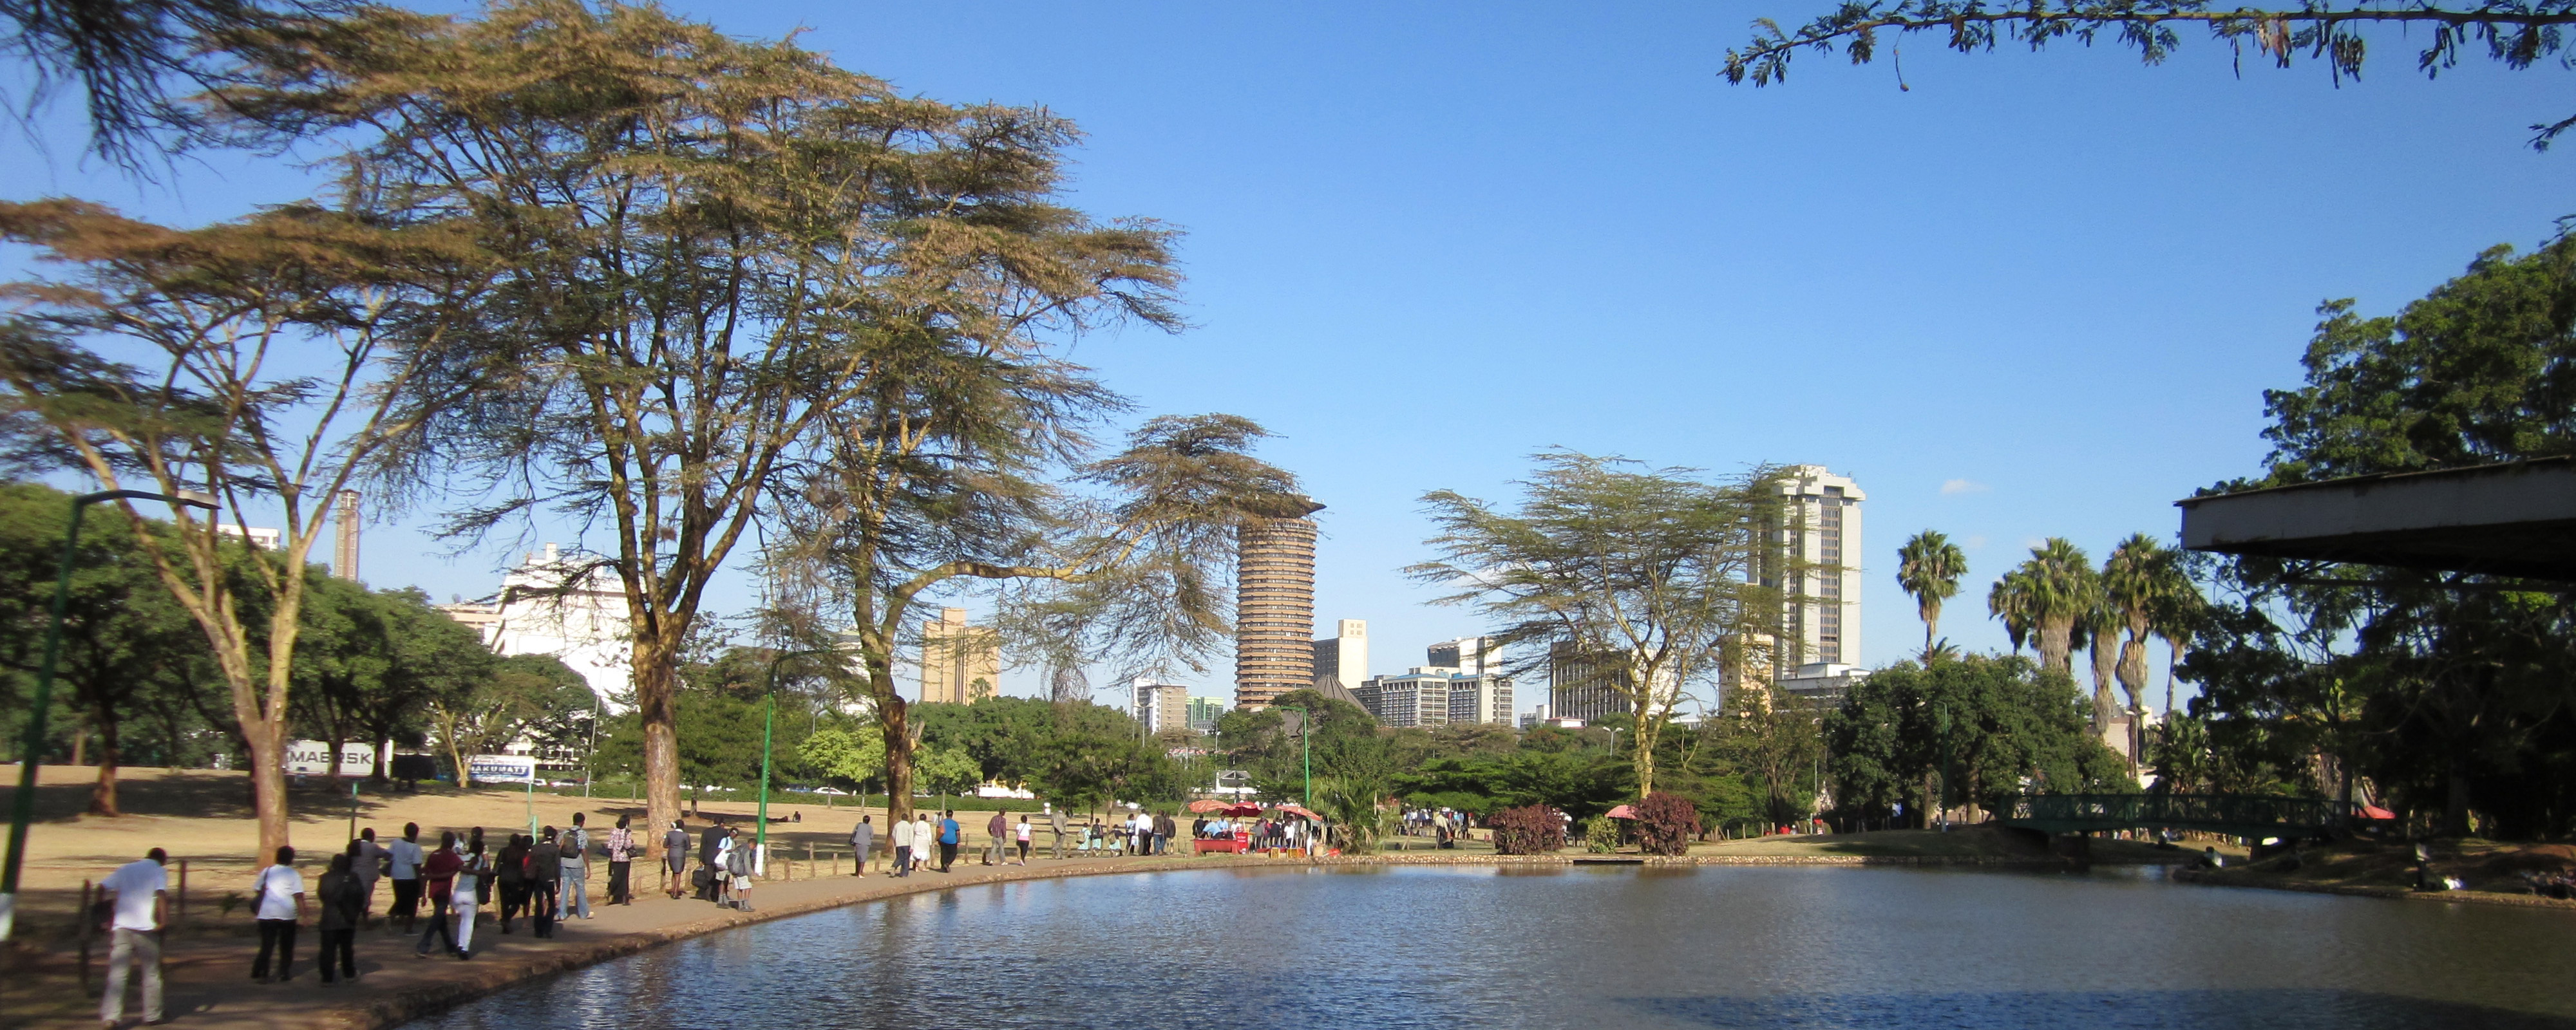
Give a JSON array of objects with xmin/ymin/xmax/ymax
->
[
  {"xmin": 1187, "ymin": 799, "xmax": 1229, "ymax": 813},
  {"xmin": 1605, "ymin": 805, "xmax": 1638, "ymax": 819},
  {"xmin": 1219, "ymin": 802, "xmax": 1266, "ymax": 817}
]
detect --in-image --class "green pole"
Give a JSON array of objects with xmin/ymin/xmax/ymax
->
[
  {"xmin": 757, "ymin": 694, "xmax": 775, "ymax": 852},
  {"xmin": 3, "ymin": 488, "xmax": 207, "ymax": 942}
]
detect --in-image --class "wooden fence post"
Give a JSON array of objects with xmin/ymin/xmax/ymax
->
[{"xmin": 176, "ymin": 859, "xmax": 189, "ymax": 930}]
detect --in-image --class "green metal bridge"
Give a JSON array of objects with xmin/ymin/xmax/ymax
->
[{"xmin": 1998, "ymin": 793, "xmax": 2356, "ymax": 838}]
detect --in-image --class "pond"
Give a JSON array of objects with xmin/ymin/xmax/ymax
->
[{"xmin": 406, "ymin": 864, "xmax": 2576, "ymax": 1029}]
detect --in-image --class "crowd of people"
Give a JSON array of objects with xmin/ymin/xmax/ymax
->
[{"xmin": 90, "ymin": 801, "xmax": 1256, "ymax": 1027}]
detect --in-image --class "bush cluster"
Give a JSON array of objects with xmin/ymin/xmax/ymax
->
[
  {"xmin": 1488, "ymin": 803, "xmax": 1568, "ymax": 855},
  {"xmin": 1633, "ymin": 791, "xmax": 1701, "ymax": 856}
]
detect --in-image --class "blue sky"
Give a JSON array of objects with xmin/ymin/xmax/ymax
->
[{"xmin": 5, "ymin": 2, "xmax": 2567, "ymax": 713}]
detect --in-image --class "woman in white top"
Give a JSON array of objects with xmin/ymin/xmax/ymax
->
[
  {"xmin": 249, "ymin": 845, "xmax": 306, "ymax": 983},
  {"xmin": 1014, "ymin": 815, "xmax": 1032, "ymax": 865},
  {"xmin": 451, "ymin": 844, "xmax": 486, "ymax": 958},
  {"xmin": 912, "ymin": 815, "xmax": 934, "ymax": 870}
]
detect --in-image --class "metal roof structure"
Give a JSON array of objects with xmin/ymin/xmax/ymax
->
[{"xmin": 2175, "ymin": 457, "xmax": 2576, "ymax": 581}]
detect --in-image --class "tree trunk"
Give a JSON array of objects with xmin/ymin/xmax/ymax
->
[
  {"xmin": 637, "ymin": 640, "xmax": 682, "ymax": 861},
  {"xmin": 245, "ymin": 718, "xmax": 291, "ymax": 858},
  {"xmin": 882, "ymin": 695, "xmax": 916, "ymax": 827},
  {"xmin": 88, "ymin": 695, "xmax": 120, "ymax": 816},
  {"xmin": 2038, "ymin": 616, "xmax": 2074, "ymax": 675},
  {"xmin": 70, "ymin": 709, "xmax": 86, "ymax": 767}
]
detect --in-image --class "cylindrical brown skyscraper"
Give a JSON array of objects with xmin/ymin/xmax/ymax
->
[{"xmin": 1235, "ymin": 510, "xmax": 1321, "ymax": 710}]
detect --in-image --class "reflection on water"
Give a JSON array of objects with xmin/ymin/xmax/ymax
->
[{"xmin": 407, "ymin": 865, "xmax": 2576, "ymax": 1030}]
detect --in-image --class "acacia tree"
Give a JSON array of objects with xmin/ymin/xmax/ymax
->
[
  {"xmin": 1411, "ymin": 454, "xmax": 1790, "ymax": 798},
  {"xmin": 1724, "ymin": 1, "xmax": 2576, "ymax": 149},
  {"xmin": 0, "ymin": 200, "xmax": 484, "ymax": 855},
  {"xmin": 213, "ymin": 0, "xmax": 1198, "ymax": 846},
  {"xmin": 781, "ymin": 410, "xmax": 1309, "ymax": 827}
]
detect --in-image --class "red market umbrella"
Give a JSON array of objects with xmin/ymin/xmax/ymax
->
[
  {"xmin": 1187, "ymin": 799, "xmax": 1229, "ymax": 814},
  {"xmin": 1605, "ymin": 805, "xmax": 1638, "ymax": 819},
  {"xmin": 1276, "ymin": 804, "xmax": 1322, "ymax": 821},
  {"xmin": 1220, "ymin": 802, "xmax": 1266, "ymax": 817},
  {"xmin": 2359, "ymin": 804, "xmax": 2398, "ymax": 820}
]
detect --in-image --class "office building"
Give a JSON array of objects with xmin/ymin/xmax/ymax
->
[
  {"xmin": 920, "ymin": 607, "xmax": 1000, "ymax": 705},
  {"xmin": 1448, "ymin": 673, "xmax": 1514, "ymax": 726},
  {"xmin": 1312, "ymin": 619, "xmax": 1369, "ymax": 689},
  {"xmin": 1354, "ymin": 669, "xmax": 1452, "ymax": 728},
  {"xmin": 1426, "ymin": 635, "xmax": 1500, "ymax": 675},
  {"xmin": 1777, "ymin": 662, "xmax": 1866, "ymax": 706},
  {"xmin": 436, "ymin": 542, "xmax": 632, "ymax": 711},
  {"xmin": 1132, "ymin": 679, "xmax": 1191, "ymax": 735},
  {"xmin": 1188, "ymin": 696, "xmax": 1226, "ymax": 734},
  {"xmin": 1764, "ymin": 465, "xmax": 1866, "ymax": 670},
  {"xmin": 1235, "ymin": 503, "xmax": 1323, "ymax": 709}
]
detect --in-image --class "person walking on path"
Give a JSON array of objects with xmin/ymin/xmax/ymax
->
[
  {"xmin": 850, "ymin": 816, "xmax": 874, "ymax": 877},
  {"xmin": 495, "ymin": 834, "xmax": 530, "ymax": 933},
  {"xmin": 450, "ymin": 840, "xmax": 487, "ymax": 959},
  {"xmin": 605, "ymin": 816, "xmax": 635, "ymax": 905},
  {"xmin": 889, "ymin": 813, "xmax": 913, "ymax": 877},
  {"xmin": 98, "ymin": 847, "xmax": 168, "ymax": 1027},
  {"xmin": 352, "ymin": 828, "xmax": 386, "ymax": 927},
  {"xmin": 1050, "ymin": 807, "xmax": 1066, "ymax": 860},
  {"xmin": 913, "ymin": 813, "xmax": 935, "ymax": 874},
  {"xmin": 467, "ymin": 827, "xmax": 493, "ymax": 924},
  {"xmin": 663, "ymin": 819, "xmax": 691, "ymax": 899},
  {"xmin": 723, "ymin": 828, "xmax": 755, "ymax": 912},
  {"xmin": 985, "ymin": 810, "xmax": 1009, "ymax": 866},
  {"xmin": 560, "ymin": 813, "xmax": 592, "ymax": 921},
  {"xmin": 316, "ymin": 850, "xmax": 365, "ymax": 984},
  {"xmin": 386, "ymin": 823, "xmax": 424, "ymax": 934},
  {"xmin": 1153, "ymin": 811, "xmax": 1175, "ymax": 856},
  {"xmin": 529, "ymin": 827, "xmax": 562, "ymax": 939},
  {"xmin": 414, "ymin": 832, "xmax": 461, "ymax": 957},
  {"xmin": 697, "ymin": 821, "xmax": 725, "ymax": 902},
  {"xmin": 937, "ymin": 811, "xmax": 960, "ymax": 872},
  {"xmin": 1014, "ymin": 816, "xmax": 1032, "ymax": 865},
  {"xmin": 249, "ymin": 846, "xmax": 307, "ymax": 984}
]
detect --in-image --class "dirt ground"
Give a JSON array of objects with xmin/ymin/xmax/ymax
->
[{"xmin": 0, "ymin": 763, "xmax": 902, "ymax": 944}]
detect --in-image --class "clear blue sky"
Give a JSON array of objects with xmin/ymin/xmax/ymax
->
[{"xmin": 5, "ymin": 2, "xmax": 2566, "ymax": 713}]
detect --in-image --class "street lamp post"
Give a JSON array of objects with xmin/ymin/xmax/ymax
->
[{"xmin": 1, "ymin": 489, "xmax": 214, "ymax": 941}]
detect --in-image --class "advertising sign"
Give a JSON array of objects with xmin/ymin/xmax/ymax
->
[
  {"xmin": 468, "ymin": 754, "xmax": 539, "ymax": 783},
  {"xmin": 283, "ymin": 740, "xmax": 377, "ymax": 777}
]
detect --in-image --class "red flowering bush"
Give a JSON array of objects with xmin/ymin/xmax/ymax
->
[
  {"xmin": 1634, "ymin": 792, "xmax": 1701, "ymax": 856},
  {"xmin": 1489, "ymin": 803, "xmax": 1569, "ymax": 855}
]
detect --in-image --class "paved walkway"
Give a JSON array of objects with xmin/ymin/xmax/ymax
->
[{"xmin": 4, "ymin": 850, "xmax": 1270, "ymax": 1030}]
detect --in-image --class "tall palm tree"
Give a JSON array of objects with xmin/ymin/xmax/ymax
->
[
  {"xmin": 1896, "ymin": 530, "xmax": 1968, "ymax": 662},
  {"xmin": 2014, "ymin": 538, "xmax": 2096, "ymax": 677},
  {"xmin": 2080, "ymin": 597, "xmax": 2122, "ymax": 731},
  {"xmin": 1988, "ymin": 568, "xmax": 2034, "ymax": 655},
  {"xmin": 2102, "ymin": 534, "xmax": 2172, "ymax": 721},
  {"xmin": 2150, "ymin": 566, "xmax": 2206, "ymax": 718}
]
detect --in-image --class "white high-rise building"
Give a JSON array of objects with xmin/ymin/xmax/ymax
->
[
  {"xmin": 437, "ymin": 543, "xmax": 634, "ymax": 710},
  {"xmin": 1425, "ymin": 635, "xmax": 1500, "ymax": 675},
  {"xmin": 1312, "ymin": 619, "xmax": 1368, "ymax": 689},
  {"xmin": 1766, "ymin": 465, "xmax": 1865, "ymax": 670}
]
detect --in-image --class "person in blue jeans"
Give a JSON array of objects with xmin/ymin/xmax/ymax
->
[{"xmin": 938, "ymin": 812, "xmax": 961, "ymax": 872}]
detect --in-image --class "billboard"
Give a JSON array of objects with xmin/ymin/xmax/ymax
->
[
  {"xmin": 283, "ymin": 740, "xmax": 377, "ymax": 777},
  {"xmin": 467, "ymin": 754, "xmax": 539, "ymax": 783}
]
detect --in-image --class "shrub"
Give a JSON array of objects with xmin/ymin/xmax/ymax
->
[
  {"xmin": 1582, "ymin": 814, "xmax": 1621, "ymax": 853},
  {"xmin": 1489, "ymin": 803, "xmax": 1567, "ymax": 855},
  {"xmin": 1634, "ymin": 791, "xmax": 1702, "ymax": 856}
]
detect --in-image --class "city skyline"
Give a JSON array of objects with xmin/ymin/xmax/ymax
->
[{"xmin": 6, "ymin": 3, "xmax": 2557, "ymax": 718}]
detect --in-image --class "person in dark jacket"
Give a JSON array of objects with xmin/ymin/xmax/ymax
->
[
  {"xmin": 665, "ymin": 819, "xmax": 691, "ymax": 899},
  {"xmin": 530, "ymin": 827, "xmax": 562, "ymax": 939},
  {"xmin": 697, "ymin": 821, "xmax": 726, "ymax": 901},
  {"xmin": 317, "ymin": 849, "xmax": 367, "ymax": 984},
  {"xmin": 496, "ymin": 834, "xmax": 530, "ymax": 933}
]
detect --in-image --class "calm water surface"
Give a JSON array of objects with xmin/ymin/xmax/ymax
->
[{"xmin": 408, "ymin": 865, "xmax": 2576, "ymax": 1029}]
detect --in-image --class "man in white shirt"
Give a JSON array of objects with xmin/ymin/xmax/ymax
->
[
  {"xmin": 890, "ymin": 813, "xmax": 914, "ymax": 877},
  {"xmin": 249, "ymin": 846, "xmax": 308, "ymax": 984},
  {"xmin": 386, "ymin": 823, "xmax": 425, "ymax": 933},
  {"xmin": 352, "ymin": 828, "xmax": 386, "ymax": 927},
  {"xmin": 99, "ymin": 848, "xmax": 169, "ymax": 1027}
]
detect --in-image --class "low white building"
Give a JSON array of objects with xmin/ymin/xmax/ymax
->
[{"xmin": 437, "ymin": 543, "xmax": 634, "ymax": 711}]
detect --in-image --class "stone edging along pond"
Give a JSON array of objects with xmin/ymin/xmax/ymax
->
[{"xmin": 334, "ymin": 850, "xmax": 2067, "ymax": 1030}]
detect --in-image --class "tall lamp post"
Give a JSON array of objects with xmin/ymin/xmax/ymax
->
[
  {"xmin": 1, "ymin": 489, "xmax": 215, "ymax": 941},
  {"xmin": 757, "ymin": 648, "xmax": 835, "ymax": 856}
]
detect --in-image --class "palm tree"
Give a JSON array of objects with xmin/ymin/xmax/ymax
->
[
  {"xmin": 2102, "ymin": 534, "xmax": 2173, "ymax": 721},
  {"xmin": 2079, "ymin": 597, "xmax": 2122, "ymax": 731},
  {"xmin": 2150, "ymin": 566, "xmax": 2206, "ymax": 719},
  {"xmin": 1896, "ymin": 530, "xmax": 1968, "ymax": 662},
  {"xmin": 1987, "ymin": 569, "xmax": 2034, "ymax": 655},
  {"xmin": 2012, "ymin": 538, "xmax": 2096, "ymax": 677}
]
